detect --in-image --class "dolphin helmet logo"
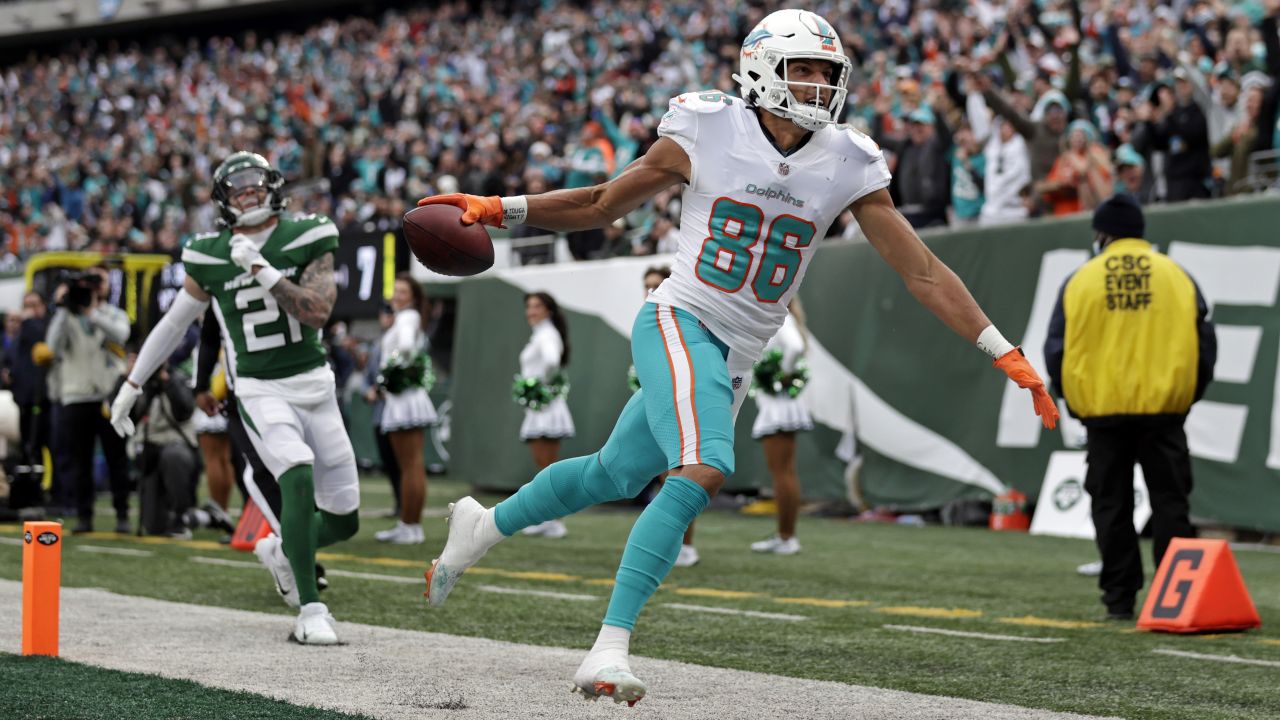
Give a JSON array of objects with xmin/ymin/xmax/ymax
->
[
  {"xmin": 742, "ymin": 27, "xmax": 774, "ymax": 47},
  {"xmin": 742, "ymin": 27, "xmax": 774, "ymax": 58}
]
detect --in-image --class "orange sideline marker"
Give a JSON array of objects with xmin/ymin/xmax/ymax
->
[
  {"xmin": 1138, "ymin": 538, "xmax": 1261, "ymax": 633},
  {"xmin": 22, "ymin": 521, "xmax": 61, "ymax": 656},
  {"xmin": 230, "ymin": 497, "xmax": 272, "ymax": 552}
]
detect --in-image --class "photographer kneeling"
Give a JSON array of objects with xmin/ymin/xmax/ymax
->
[{"xmin": 127, "ymin": 361, "xmax": 198, "ymax": 538}]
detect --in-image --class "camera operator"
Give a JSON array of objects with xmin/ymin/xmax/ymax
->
[
  {"xmin": 45, "ymin": 265, "xmax": 132, "ymax": 534},
  {"xmin": 128, "ymin": 359, "xmax": 198, "ymax": 538}
]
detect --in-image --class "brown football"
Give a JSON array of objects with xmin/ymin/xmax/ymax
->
[{"xmin": 402, "ymin": 204, "xmax": 495, "ymax": 276}]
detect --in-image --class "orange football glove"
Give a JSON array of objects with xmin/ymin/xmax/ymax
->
[
  {"xmin": 993, "ymin": 348, "xmax": 1060, "ymax": 430},
  {"xmin": 416, "ymin": 193, "xmax": 506, "ymax": 228}
]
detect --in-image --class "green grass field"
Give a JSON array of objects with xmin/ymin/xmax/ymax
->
[
  {"xmin": 0, "ymin": 654, "xmax": 374, "ymax": 720},
  {"xmin": 3, "ymin": 474, "xmax": 1278, "ymax": 720}
]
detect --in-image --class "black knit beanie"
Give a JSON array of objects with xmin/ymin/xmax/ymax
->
[{"xmin": 1091, "ymin": 193, "xmax": 1145, "ymax": 239}]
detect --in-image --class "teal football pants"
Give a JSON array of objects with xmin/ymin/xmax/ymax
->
[
  {"xmin": 494, "ymin": 303, "xmax": 752, "ymax": 630},
  {"xmin": 496, "ymin": 303, "xmax": 749, "ymax": 535}
]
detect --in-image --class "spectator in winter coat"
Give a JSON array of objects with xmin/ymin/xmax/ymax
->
[
  {"xmin": 981, "ymin": 76, "xmax": 1071, "ymax": 185},
  {"xmin": 1132, "ymin": 70, "xmax": 1211, "ymax": 202},
  {"xmin": 885, "ymin": 106, "xmax": 951, "ymax": 229},
  {"xmin": 949, "ymin": 125, "xmax": 986, "ymax": 227},
  {"xmin": 1038, "ymin": 120, "xmax": 1114, "ymax": 216},
  {"xmin": 1113, "ymin": 145, "xmax": 1151, "ymax": 203}
]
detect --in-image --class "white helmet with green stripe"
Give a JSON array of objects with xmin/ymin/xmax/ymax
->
[{"xmin": 212, "ymin": 151, "xmax": 286, "ymax": 228}]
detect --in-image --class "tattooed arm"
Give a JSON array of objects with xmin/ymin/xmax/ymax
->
[{"xmin": 262, "ymin": 252, "xmax": 337, "ymax": 328}]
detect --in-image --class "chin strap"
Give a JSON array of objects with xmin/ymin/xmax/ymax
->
[{"xmin": 233, "ymin": 208, "xmax": 275, "ymax": 227}]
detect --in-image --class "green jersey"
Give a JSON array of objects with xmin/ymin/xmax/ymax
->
[{"xmin": 182, "ymin": 215, "xmax": 339, "ymax": 381}]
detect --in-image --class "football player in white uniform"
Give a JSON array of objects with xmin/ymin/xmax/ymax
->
[{"xmin": 418, "ymin": 9, "xmax": 1058, "ymax": 704}]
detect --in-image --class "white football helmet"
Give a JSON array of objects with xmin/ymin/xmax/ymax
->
[{"xmin": 733, "ymin": 10, "xmax": 852, "ymax": 131}]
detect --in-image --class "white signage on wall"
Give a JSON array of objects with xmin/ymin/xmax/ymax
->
[{"xmin": 1030, "ymin": 451, "xmax": 1152, "ymax": 540}]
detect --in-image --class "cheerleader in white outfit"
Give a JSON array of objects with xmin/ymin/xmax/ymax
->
[
  {"xmin": 517, "ymin": 291, "xmax": 574, "ymax": 539},
  {"xmin": 750, "ymin": 297, "xmax": 814, "ymax": 556},
  {"xmin": 374, "ymin": 274, "xmax": 438, "ymax": 545}
]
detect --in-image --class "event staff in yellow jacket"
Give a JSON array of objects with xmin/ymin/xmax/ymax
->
[{"xmin": 1045, "ymin": 194, "xmax": 1216, "ymax": 620}]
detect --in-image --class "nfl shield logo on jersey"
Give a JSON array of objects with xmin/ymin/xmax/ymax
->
[
  {"xmin": 777, "ymin": 162, "xmax": 790, "ymax": 176},
  {"xmin": 732, "ymin": 376, "xmax": 744, "ymax": 390}
]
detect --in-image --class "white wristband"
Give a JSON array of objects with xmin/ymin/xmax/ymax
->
[
  {"xmin": 500, "ymin": 195, "xmax": 529, "ymax": 225},
  {"xmin": 255, "ymin": 265, "xmax": 283, "ymax": 291},
  {"xmin": 976, "ymin": 324, "xmax": 1016, "ymax": 359}
]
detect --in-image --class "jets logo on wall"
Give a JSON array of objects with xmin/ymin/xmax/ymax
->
[{"xmin": 1053, "ymin": 478, "xmax": 1084, "ymax": 511}]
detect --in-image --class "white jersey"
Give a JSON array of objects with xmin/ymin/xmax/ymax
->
[{"xmin": 648, "ymin": 91, "xmax": 891, "ymax": 358}]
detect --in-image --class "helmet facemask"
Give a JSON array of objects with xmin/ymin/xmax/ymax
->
[{"xmin": 769, "ymin": 55, "xmax": 850, "ymax": 131}]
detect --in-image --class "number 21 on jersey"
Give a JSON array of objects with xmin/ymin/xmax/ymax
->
[
  {"xmin": 237, "ymin": 284, "xmax": 303, "ymax": 352},
  {"xmin": 695, "ymin": 197, "xmax": 816, "ymax": 303}
]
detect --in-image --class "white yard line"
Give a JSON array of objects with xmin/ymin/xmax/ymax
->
[
  {"xmin": 325, "ymin": 568, "xmax": 421, "ymax": 584},
  {"xmin": 662, "ymin": 602, "xmax": 808, "ymax": 622},
  {"xmin": 884, "ymin": 624, "xmax": 1064, "ymax": 643},
  {"xmin": 78, "ymin": 545, "xmax": 153, "ymax": 557},
  {"xmin": 362, "ymin": 507, "xmax": 449, "ymax": 519},
  {"xmin": 475, "ymin": 584, "xmax": 599, "ymax": 601},
  {"xmin": 0, "ymin": 537, "xmax": 23, "ymax": 546},
  {"xmin": 188, "ymin": 556, "xmax": 435, "ymax": 586},
  {"xmin": 1229, "ymin": 543, "xmax": 1280, "ymax": 555},
  {"xmin": 1152, "ymin": 648, "xmax": 1280, "ymax": 668},
  {"xmin": 191, "ymin": 556, "xmax": 260, "ymax": 569}
]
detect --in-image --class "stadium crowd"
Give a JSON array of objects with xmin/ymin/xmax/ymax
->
[{"xmin": 1, "ymin": 0, "xmax": 1278, "ymax": 265}]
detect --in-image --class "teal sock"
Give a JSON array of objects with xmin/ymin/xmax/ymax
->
[
  {"xmin": 316, "ymin": 510, "xmax": 359, "ymax": 548},
  {"xmin": 278, "ymin": 465, "xmax": 321, "ymax": 606},
  {"xmin": 494, "ymin": 453, "xmax": 626, "ymax": 536},
  {"xmin": 603, "ymin": 476, "xmax": 709, "ymax": 630}
]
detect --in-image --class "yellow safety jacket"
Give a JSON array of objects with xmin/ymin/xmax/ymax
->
[{"xmin": 1044, "ymin": 238, "xmax": 1216, "ymax": 424}]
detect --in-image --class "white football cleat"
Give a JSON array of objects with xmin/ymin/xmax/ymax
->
[
  {"xmin": 750, "ymin": 535, "xmax": 802, "ymax": 555},
  {"xmin": 674, "ymin": 544, "xmax": 700, "ymax": 567},
  {"xmin": 375, "ymin": 522, "xmax": 424, "ymax": 545},
  {"xmin": 521, "ymin": 519, "xmax": 567, "ymax": 539},
  {"xmin": 572, "ymin": 652, "xmax": 646, "ymax": 706},
  {"xmin": 424, "ymin": 497, "xmax": 503, "ymax": 608},
  {"xmin": 254, "ymin": 533, "xmax": 300, "ymax": 608},
  {"xmin": 292, "ymin": 602, "xmax": 339, "ymax": 645}
]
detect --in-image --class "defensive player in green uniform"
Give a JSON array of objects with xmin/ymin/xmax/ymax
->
[{"xmin": 111, "ymin": 152, "xmax": 359, "ymax": 645}]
